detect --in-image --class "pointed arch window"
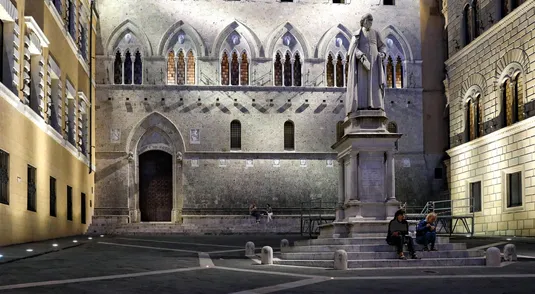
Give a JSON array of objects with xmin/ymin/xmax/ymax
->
[
  {"xmin": 335, "ymin": 54, "xmax": 344, "ymax": 87},
  {"xmin": 114, "ymin": 51, "xmax": 122, "ymax": 84},
  {"xmin": 134, "ymin": 51, "xmax": 142, "ymax": 84},
  {"xmin": 284, "ymin": 121, "xmax": 295, "ymax": 151},
  {"xmin": 473, "ymin": 0, "xmax": 480, "ymax": 38},
  {"xmin": 395, "ymin": 56, "xmax": 403, "ymax": 88},
  {"xmin": 240, "ymin": 52, "xmax": 249, "ymax": 86},
  {"xmin": 274, "ymin": 52, "xmax": 283, "ymax": 86},
  {"xmin": 345, "ymin": 55, "xmax": 349, "ymax": 86},
  {"xmin": 231, "ymin": 51, "xmax": 239, "ymax": 86},
  {"xmin": 230, "ymin": 120, "xmax": 241, "ymax": 150},
  {"xmin": 167, "ymin": 51, "xmax": 176, "ymax": 85},
  {"xmin": 177, "ymin": 51, "xmax": 185, "ymax": 85},
  {"xmin": 187, "ymin": 50, "xmax": 195, "ymax": 85},
  {"xmin": 386, "ymin": 56, "xmax": 394, "ymax": 88},
  {"xmin": 123, "ymin": 50, "xmax": 132, "ymax": 84},
  {"xmin": 283, "ymin": 52, "xmax": 292, "ymax": 86},
  {"xmin": 221, "ymin": 52, "xmax": 229, "ymax": 85},
  {"xmin": 293, "ymin": 53, "xmax": 302, "ymax": 86},
  {"xmin": 326, "ymin": 54, "xmax": 334, "ymax": 87},
  {"xmin": 503, "ymin": 80, "xmax": 515, "ymax": 126}
]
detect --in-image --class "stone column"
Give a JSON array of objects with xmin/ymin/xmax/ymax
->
[
  {"xmin": 386, "ymin": 151, "xmax": 396, "ymax": 201},
  {"xmin": 336, "ymin": 158, "xmax": 345, "ymax": 221},
  {"xmin": 350, "ymin": 151, "xmax": 359, "ymax": 201}
]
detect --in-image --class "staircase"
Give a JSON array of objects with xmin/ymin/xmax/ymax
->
[{"xmin": 276, "ymin": 233, "xmax": 486, "ymax": 268}]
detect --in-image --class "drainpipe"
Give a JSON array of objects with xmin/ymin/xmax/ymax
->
[{"xmin": 88, "ymin": 0, "xmax": 99, "ymax": 174}]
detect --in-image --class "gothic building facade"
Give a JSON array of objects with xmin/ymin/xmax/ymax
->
[
  {"xmin": 445, "ymin": 0, "xmax": 535, "ymax": 236},
  {"xmin": 90, "ymin": 0, "xmax": 448, "ymax": 230}
]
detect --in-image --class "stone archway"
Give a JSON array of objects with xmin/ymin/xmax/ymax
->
[
  {"xmin": 126, "ymin": 112, "xmax": 185, "ymax": 223},
  {"xmin": 139, "ymin": 150, "xmax": 173, "ymax": 222}
]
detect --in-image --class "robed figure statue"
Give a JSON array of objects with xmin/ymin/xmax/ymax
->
[{"xmin": 346, "ymin": 13, "xmax": 387, "ymax": 114}]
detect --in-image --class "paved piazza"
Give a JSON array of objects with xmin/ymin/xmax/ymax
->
[{"xmin": 2, "ymin": 235, "xmax": 535, "ymax": 293}]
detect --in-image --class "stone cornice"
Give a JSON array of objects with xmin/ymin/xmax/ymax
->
[
  {"xmin": 445, "ymin": 0, "xmax": 534, "ymax": 67},
  {"xmin": 446, "ymin": 116, "xmax": 535, "ymax": 157}
]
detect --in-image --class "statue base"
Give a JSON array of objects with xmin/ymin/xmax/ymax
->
[{"xmin": 344, "ymin": 109, "xmax": 389, "ymax": 134}]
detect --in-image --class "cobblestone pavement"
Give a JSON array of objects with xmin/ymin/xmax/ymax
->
[{"xmin": 1, "ymin": 234, "xmax": 535, "ymax": 293}]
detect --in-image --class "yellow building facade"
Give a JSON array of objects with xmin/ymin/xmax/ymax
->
[{"xmin": 0, "ymin": 0, "xmax": 97, "ymax": 246}]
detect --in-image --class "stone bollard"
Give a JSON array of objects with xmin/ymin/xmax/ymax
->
[
  {"xmin": 334, "ymin": 250, "xmax": 348, "ymax": 270},
  {"xmin": 261, "ymin": 246, "xmax": 273, "ymax": 265},
  {"xmin": 486, "ymin": 247, "xmax": 501, "ymax": 267},
  {"xmin": 245, "ymin": 241, "xmax": 255, "ymax": 257},
  {"xmin": 503, "ymin": 244, "xmax": 517, "ymax": 261},
  {"xmin": 280, "ymin": 239, "xmax": 290, "ymax": 252}
]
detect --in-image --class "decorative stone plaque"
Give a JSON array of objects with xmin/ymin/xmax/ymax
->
[
  {"xmin": 190, "ymin": 129, "xmax": 200, "ymax": 144},
  {"xmin": 300, "ymin": 159, "xmax": 307, "ymax": 168},
  {"xmin": 190, "ymin": 158, "xmax": 199, "ymax": 167},
  {"xmin": 246, "ymin": 159, "xmax": 254, "ymax": 167},
  {"xmin": 219, "ymin": 159, "xmax": 227, "ymax": 167},
  {"xmin": 273, "ymin": 159, "xmax": 280, "ymax": 167},
  {"xmin": 359, "ymin": 155, "xmax": 385, "ymax": 202},
  {"xmin": 110, "ymin": 129, "xmax": 121, "ymax": 143},
  {"xmin": 402, "ymin": 158, "xmax": 411, "ymax": 168}
]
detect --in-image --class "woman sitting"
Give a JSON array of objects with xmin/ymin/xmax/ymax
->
[
  {"xmin": 386, "ymin": 209, "xmax": 419, "ymax": 260},
  {"xmin": 416, "ymin": 212, "xmax": 438, "ymax": 251}
]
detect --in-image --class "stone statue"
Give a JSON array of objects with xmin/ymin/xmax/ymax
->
[{"xmin": 346, "ymin": 13, "xmax": 387, "ymax": 114}]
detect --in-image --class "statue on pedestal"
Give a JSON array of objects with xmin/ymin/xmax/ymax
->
[{"xmin": 346, "ymin": 13, "xmax": 387, "ymax": 114}]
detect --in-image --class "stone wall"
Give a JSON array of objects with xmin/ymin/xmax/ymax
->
[
  {"xmin": 93, "ymin": 0, "xmax": 439, "ymax": 223},
  {"xmin": 445, "ymin": 0, "xmax": 535, "ymax": 236}
]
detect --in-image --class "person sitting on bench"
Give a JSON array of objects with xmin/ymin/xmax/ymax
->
[
  {"xmin": 416, "ymin": 212, "xmax": 438, "ymax": 251},
  {"xmin": 386, "ymin": 209, "xmax": 419, "ymax": 260}
]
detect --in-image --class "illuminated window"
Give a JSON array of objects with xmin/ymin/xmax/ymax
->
[
  {"xmin": 221, "ymin": 52, "xmax": 229, "ymax": 85},
  {"xmin": 177, "ymin": 50, "xmax": 185, "ymax": 85},
  {"xmin": 187, "ymin": 50, "xmax": 195, "ymax": 85},
  {"xmin": 395, "ymin": 56, "xmax": 403, "ymax": 88},
  {"xmin": 240, "ymin": 52, "xmax": 249, "ymax": 85},
  {"xmin": 386, "ymin": 56, "xmax": 394, "ymax": 88},
  {"xmin": 167, "ymin": 51, "xmax": 175, "ymax": 84},
  {"xmin": 336, "ymin": 54, "xmax": 344, "ymax": 87}
]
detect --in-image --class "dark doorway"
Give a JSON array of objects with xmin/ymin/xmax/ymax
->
[{"xmin": 139, "ymin": 151, "xmax": 173, "ymax": 222}]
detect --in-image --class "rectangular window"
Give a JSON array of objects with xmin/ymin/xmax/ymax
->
[
  {"xmin": 383, "ymin": 0, "xmax": 395, "ymax": 4},
  {"xmin": 332, "ymin": 0, "xmax": 344, "ymax": 3},
  {"xmin": 67, "ymin": 98, "xmax": 75, "ymax": 146},
  {"xmin": 29, "ymin": 55, "xmax": 42, "ymax": 115},
  {"xmin": 0, "ymin": 150, "xmax": 9, "ymax": 205},
  {"xmin": 508, "ymin": 172, "xmax": 522, "ymax": 207},
  {"xmin": 81, "ymin": 193, "xmax": 86, "ymax": 224},
  {"xmin": 470, "ymin": 181, "xmax": 481, "ymax": 212},
  {"xmin": 67, "ymin": 0, "xmax": 76, "ymax": 39},
  {"xmin": 80, "ymin": 26, "xmax": 87, "ymax": 60},
  {"xmin": 27, "ymin": 165, "xmax": 37, "ymax": 212},
  {"xmin": 50, "ymin": 177, "xmax": 57, "ymax": 217},
  {"xmin": 67, "ymin": 185, "xmax": 73, "ymax": 221}
]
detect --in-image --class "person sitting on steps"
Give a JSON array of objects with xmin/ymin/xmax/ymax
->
[
  {"xmin": 266, "ymin": 204, "xmax": 273, "ymax": 223},
  {"xmin": 386, "ymin": 209, "xmax": 419, "ymax": 260},
  {"xmin": 416, "ymin": 212, "xmax": 438, "ymax": 251},
  {"xmin": 249, "ymin": 202, "xmax": 261, "ymax": 224}
]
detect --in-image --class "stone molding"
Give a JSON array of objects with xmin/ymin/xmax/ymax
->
[{"xmin": 446, "ymin": 115, "xmax": 535, "ymax": 157}]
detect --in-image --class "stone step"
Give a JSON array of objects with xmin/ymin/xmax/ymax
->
[
  {"xmin": 274, "ymin": 257, "xmax": 486, "ymax": 268},
  {"xmin": 281, "ymin": 250, "xmax": 484, "ymax": 260},
  {"xmin": 282, "ymin": 243, "xmax": 466, "ymax": 253},
  {"xmin": 294, "ymin": 236, "xmax": 449, "ymax": 246}
]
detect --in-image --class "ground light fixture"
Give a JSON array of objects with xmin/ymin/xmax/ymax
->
[
  {"xmin": 88, "ymin": 237, "xmax": 93, "ymax": 240},
  {"xmin": 73, "ymin": 240, "xmax": 78, "ymax": 243},
  {"xmin": 26, "ymin": 249, "xmax": 33, "ymax": 252},
  {"xmin": 52, "ymin": 244, "xmax": 59, "ymax": 247},
  {"xmin": 465, "ymin": 234, "xmax": 471, "ymax": 237},
  {"xmin": 100, "ymin": 235, "xmax": 104, "ymax": 237},
  {"xmin": 506, "ymin": 238, "xmax": 512, "ymax": 241},
  {"xmin": 0, "ymin": 254, "xmax": 3, "ymax": 258}
]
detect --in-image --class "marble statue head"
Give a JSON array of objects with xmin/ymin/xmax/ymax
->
[{"xmin": 360, "ymin": 13, "xmax": 374, "ymax": 30}]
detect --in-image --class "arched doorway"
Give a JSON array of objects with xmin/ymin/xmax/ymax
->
[{"xmin": 139, "ymin": 150, "xmax": 173, "ymax": 222}]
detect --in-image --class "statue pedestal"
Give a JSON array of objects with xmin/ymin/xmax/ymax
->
[{"xmin": 325, "ymin": 109, "xmax": 402, "ymax": 238}]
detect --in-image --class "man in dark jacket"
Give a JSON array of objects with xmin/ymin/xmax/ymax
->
[{"xmin": 386, "ymin": 209, "xmax": 419, "ymax": 259}]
